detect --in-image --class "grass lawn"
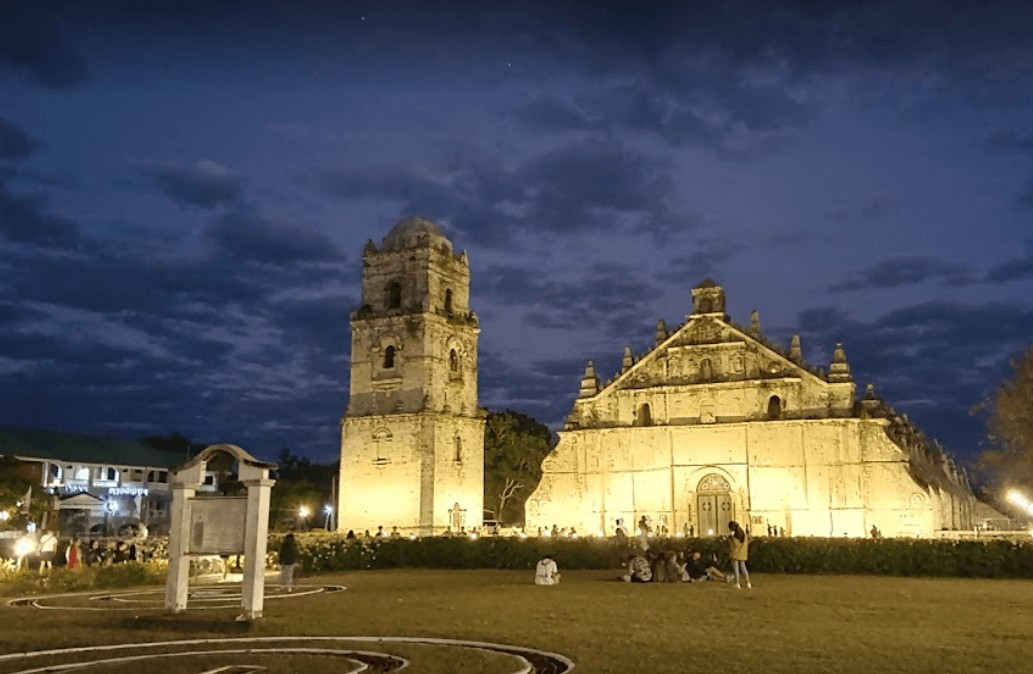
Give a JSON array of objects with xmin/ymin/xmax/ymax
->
[{"xmin": 0, "ymin": 569, "xmax": 1031, "ymax": 673}]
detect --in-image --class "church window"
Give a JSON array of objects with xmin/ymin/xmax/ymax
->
[
  {"xmin": 444, "ymin": 288, "xmax": 454, "ymax": 315},
  {"xmin": 386, "ymin": 281, "xmax": 402, "ymax": 310},
  {"xmin": 700, "ymin": 359, "xmax": 714, "ymax": 381},
  {"xmin": 636, "ymin": 403, "xmax": 652, "ymax": 427},
  {"xmin": 384, "ymin": 345, "xmax": 396, "ymax": 369},
  {"xmin": 698, "ymin": 298, "xmax": 713, "ymax": 313},
  {"xmin": 449, "ymin": 349, "xmax": 459, "ymax": 372},
  {"xmin": 767, "ymin": 395, "xmax": 782, "ymax": 420},
  {"xmin": 454, "ymin": 435, "xmax": 463, "ymax": 462}
]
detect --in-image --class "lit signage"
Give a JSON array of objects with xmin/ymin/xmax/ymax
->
[
  {"xmin": 63, "ymin": 482, "xmax": 89, "ymax": 494},
  {"xmin": 108, "ymin": 486, "xmax": 149, "ymax": 497}
]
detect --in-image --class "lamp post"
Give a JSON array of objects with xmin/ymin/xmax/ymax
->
[
  {"xmin": 104, "ymin": 500, "xmax": 117, "ymax": 536},
  {"xmin": 323, "ymin": 504, "xmax": 333, "ymax": 531},
  {"xmin": 298, "ymin": 505, "xmax": 310, "ymax": 532}
]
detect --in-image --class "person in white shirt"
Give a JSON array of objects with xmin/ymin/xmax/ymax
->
[
  {"xmin": 38, "ymin": 530, "xmax": 58, "ymax": 574},
  {"xmin": 535, "ymin": 556, "xmax": 561, "ymax": 585}
]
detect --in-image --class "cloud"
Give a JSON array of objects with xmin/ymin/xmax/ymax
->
[
  {"xmin": 203, "ymin": 210, "xmax": 344, "ymax": 266},
  {"xmin": 0, "ymin": 117, "xmax": 38, "ymax": 160},
  {"xmin": 986, "ymin": 249, "xmax": 1033, "ymax": 283},
  {"xmin": 0, "ymin": 182, "xmax": 81, "ymax": 249},
  {"xmin": 315, "ymin": 137, "xmax": 676, "ymax": 248},
  {"xmin": 986, "ymin": 128, "xmax": 1033, "ymax": 151},
  {"xmin": 0, "ymin": 2, "xmax": 89, "ymax": 88},
  {"xmin": 1021, "ymin": 181, "xmax": 1033, "ymax": 207},
  {"xmin": 659, "ymin": 240, "xmax": 745, "ymax": 284},
  {"xmin": 144, "ymin": 160, "xmax": 242, "ymax": 209},
  {"xmin": 830, "ymin": 254, "xmax": 973, "ymax": 292},
  {"xmin": 514, "ymin": 95, "xmax": 595, "ymax": 133}
]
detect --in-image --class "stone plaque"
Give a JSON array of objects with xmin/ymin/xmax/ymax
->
[{"xmin": 188, "ymin": 496, "xmax": 247, "ymax": 555}]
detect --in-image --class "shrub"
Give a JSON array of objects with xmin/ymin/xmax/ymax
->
[{"xmin": 267, "ymin": 533, "xmax": 1033, "ymax": 579}]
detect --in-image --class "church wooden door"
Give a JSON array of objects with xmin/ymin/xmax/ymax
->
[
  {"xmin": 697, "ymin": 494, "xmax": 732, "ymax": 536},
  {"xmin": 696, "ymin": 474, "xmax": 733, "ymax": 536}
]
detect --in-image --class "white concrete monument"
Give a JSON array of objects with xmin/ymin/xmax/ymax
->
[{"xmin": 164, "ymin": 444, "xmax": 276, "ymax": 620}]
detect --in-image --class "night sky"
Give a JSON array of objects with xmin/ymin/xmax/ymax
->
[{"xmin": 2, "ymin": 2, "xmax": 1031, "ymax": 465}]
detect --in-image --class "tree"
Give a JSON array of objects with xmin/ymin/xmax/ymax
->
[
  {"xmin": 483, "ymin": 409, "xmax": 557, "ymax": 525},
  {"xmin": 269, "ymin": 448, "xmax": 338, "ymax": 531},
  {"xmin": 977, "ymin": 345, "xmax": 1033, "ymax": 487},
  {"xmin": 0, "ymin": 456, "xmax": 49, "ymax": 530}
]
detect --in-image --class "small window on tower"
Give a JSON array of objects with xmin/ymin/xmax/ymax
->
[
  {"xmin": 387, "ymin": 281, "xmax": 402, "ymax": 310},
  {"xmin": 454, "ymin": 436, "xmax": 463, "ymax": 463},
  {"xmin": 445, "ymin": 288, "xmax": 454, "ymax": 315},
  {"xmin": 767, "ymin": 395, "xmax": 782, "ymax": 420},
  {"xmin": 449, "ymin": 349, "xmax": 459, "ymax": 372},
  {"xmin": 384, "ymin": 346, "xmax": 396, "ymax": 369}
]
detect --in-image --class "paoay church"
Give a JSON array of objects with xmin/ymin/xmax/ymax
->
[
  {"xmin": 526, "ymin": 279, "xmax": 977, "ymax": 538},
  {"xmin": 339, "ymin": 218, "xmax": 977, "ymax": 538}
]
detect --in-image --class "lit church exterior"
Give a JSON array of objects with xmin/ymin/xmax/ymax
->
[
  {"xmin": 526, "ymin": 279, "xmax": 977, "ymax": 538},
  {"xmin": 337, "ymin": 217, "xmax": 485, "ymax": 535}
]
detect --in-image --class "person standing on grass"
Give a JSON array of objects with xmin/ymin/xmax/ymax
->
[
  {"xmin": 65, "ymin": 537, "xmax": 81, "ymax": 570},
  {"xmin": 727, "ymin": 521, "xmax": 751, "ymax": 589},
  {"xmin": 37, "ymin": 530, "xmax": 58, "ymax": 574},
  {"xmin": 535, "ymin": 555, "xmax": 561, "ymax": 585},
  {"xmin": 278, "ymin": 533, "xmax": 299, "ymax": 592}
]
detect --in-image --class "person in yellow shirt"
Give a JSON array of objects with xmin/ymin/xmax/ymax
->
[{"xmin": 727, "ymin": 521, "xmax": 752, "ymax": 589}]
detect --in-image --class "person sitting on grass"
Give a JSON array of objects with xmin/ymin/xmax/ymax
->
[
  {"xmin": 535, "ymin": 555, "xmax": 561, "ymax": 585},
  {"xmin": 683, "ymin": 550, "xmax": 726, "ymax": 582},
  {"xmin": 621, "ymin": 553, "xmax": 653, "ymax": 583}
]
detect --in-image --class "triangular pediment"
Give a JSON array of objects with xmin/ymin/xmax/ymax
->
[
  {"xmin": 59, "ymin": 492, "xmax": 104, "ymax": 506},
  {"xmin": 599, "ymin": 315, "xmax": 823, "ymax": 396}
]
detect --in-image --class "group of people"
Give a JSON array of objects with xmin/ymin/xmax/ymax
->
[
  {"xmin": 624, "ymin": 520, "xmax": 752, "ymax": 588},
  {"xmin": 534, "ymin": 520, "xmax": 753, "ymax": 589}
]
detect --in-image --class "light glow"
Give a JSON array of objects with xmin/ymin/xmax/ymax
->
[
  {"xmin": 299, "ymin": 505, "xmax": 311, "ymax": 518},
  {"xmin": 1007, "ymin": 489, "xmax": 1033, "ymax": 516},
  {"xmin": 15, "ymin": 536, "xmax": 35, "ymax": 557},
  {"xmin": 0, "ymin": 511, "xmax": 9, "ymax": 522}
]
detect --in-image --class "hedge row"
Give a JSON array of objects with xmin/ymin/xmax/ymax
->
[
  {"xmin": 278, "ymin": 533, "xmax": 1033, "ymax": 579},
  {"xmin": 0, "ymin": 559, "xmax": 168, "ymax": 597}
]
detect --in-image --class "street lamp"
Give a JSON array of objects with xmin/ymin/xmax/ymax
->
[
  {"xmin": 323, "ymin": 504, "xmax": 333, "ymax": 531},
  {"xmin": 298, "ymin": 505, "xmax": 310, "ymax": 531},
  {"xmin": 104, "ymin": 500, "xmax": 117, "ymax": 536}
]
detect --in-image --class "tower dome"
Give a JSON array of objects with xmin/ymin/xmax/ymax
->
[{"xmin": 381, "ymin": 216, "xmax": 452, "ymax": 252}]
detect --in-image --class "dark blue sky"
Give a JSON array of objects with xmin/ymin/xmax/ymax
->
[{"xmin": 2, "ymin": 1, "xmax": 1031, "ymax": 465}]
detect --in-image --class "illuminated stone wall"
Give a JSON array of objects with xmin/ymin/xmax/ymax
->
[
  {"xmin": 338, "ymin": 218, "xmax": 484, "ymax": 535},
  {"xmin": 527, "ymin": 280, "xmax": 975, "ymax": 538}
]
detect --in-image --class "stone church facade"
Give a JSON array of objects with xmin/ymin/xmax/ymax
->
[
  {"xmin": 527, "ymin": 279, "xmax": 976, "ymax": 538},
  {"xmin": 338, "ymin": 217, "xmax": 485, "ymax": 535}
]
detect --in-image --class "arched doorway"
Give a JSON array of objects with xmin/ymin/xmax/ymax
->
[{"xmin": 695, "ymin": 473, "xmax": 732, "ymax": 536}]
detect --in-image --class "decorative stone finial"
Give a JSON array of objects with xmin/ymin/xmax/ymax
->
[
  {"xmin": 828, "ymin": 342, "xmax": 852, "ymax": 383},
  {"xmin": 363, "ymin": 239, "xmax": 377, "ymax": 256},
  {"xmin": 789, "ymin": 334, "xmax": 802, "ymax": 363},
  {"xmin": 690, "ymin": 279, "xmax": 726, "ymax": 316},
  {"xmin": 621, "ymin": 347, "xmax": 634, "ymax": 372},
  {"xmin": 860, "ymin": 383, "xmax": 881, "ymax": 415},
  {"xmin": 578, "ymin": 361, "xmax": 600, "ymax": 398},
  {"xmin": 749, "ymin": 310, "xmax": 761, "ymax": 337},
  {"xmin": 655, "ymin": 319, "xmax": 668, "ymax": 345}
]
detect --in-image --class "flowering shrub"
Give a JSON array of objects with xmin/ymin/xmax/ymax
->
[{"xmin": 264, "ymin": 532, "xmax": 1033, "ymax": 578}]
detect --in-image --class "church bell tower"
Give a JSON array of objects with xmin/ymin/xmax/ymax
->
[{"xmin": 338, "ymin": 216, "xmax": 484, "ymax": 535}]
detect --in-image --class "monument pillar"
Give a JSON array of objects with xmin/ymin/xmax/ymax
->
[
  {"xmin": 240, "ymin": 474, "xmax": 274, "ymax": 620},
  {"xmin": 164, "ymin": 482, "xmax": 196, "ymax": 613}
]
